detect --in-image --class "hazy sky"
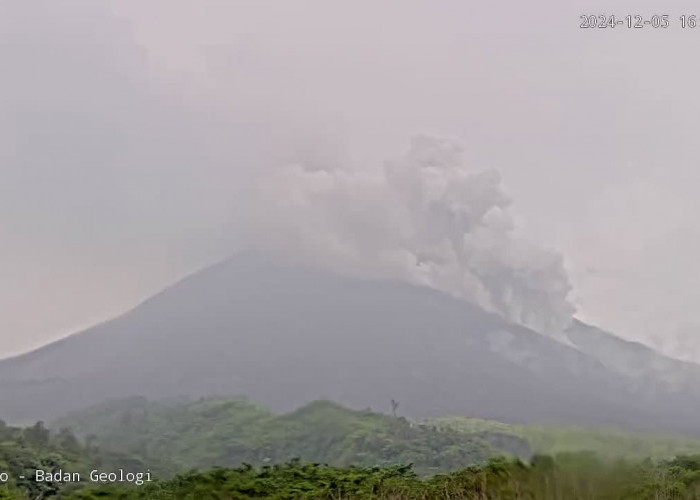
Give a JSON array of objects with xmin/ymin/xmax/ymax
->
[{"xmin": 3, "ymin": 1, "xmax": 700, "ymax": 360}]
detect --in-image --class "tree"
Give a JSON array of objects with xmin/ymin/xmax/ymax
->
[
  {"xmin": 56, "ymin": 427, "xmax": 81, "ymax": 455},
  {"xmin": 390, "ymin": 399, "xmax": 400, "ymax": 418},
  {"xmin": 24, "ymin": 421, "xmax": 50, "ymax": 449}
]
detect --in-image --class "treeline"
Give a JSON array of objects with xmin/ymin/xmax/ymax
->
[
  {"xmin": 56, "ymin": 396, "xmax": 700, "ymax": 478},
  {"xmin": 65, "ymin": 454, "xmax": 700, "ymax": 499},
  {"xmin": 53, "ymin": 398, "xmax": 528, "ymax": 475},
  {"xmin": 0, "ymin": 415, "xmax": 700, "ymax": 498}
]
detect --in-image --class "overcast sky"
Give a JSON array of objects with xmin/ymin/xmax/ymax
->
[{"xmin": 2, "ymin": 1, "xmax": 700, "ymax": 360}]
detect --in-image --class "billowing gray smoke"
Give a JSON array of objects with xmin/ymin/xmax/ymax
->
[{"xmin": 240, "ymin": 135, "xmax": 575, "ymax": 338}]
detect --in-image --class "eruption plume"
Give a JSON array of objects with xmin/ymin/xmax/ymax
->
[{"xmin": 240, "ymin": 135, "xmax": 575, "ymax": 337}]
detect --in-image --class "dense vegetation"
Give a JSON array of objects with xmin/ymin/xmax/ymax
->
[
  {"xmin": 0, "ymin": 419, "xmax": 145, "ymax": 499},
  {"xmin": 430, "ymin": 416, "xmax": 700, "ymax": 460},
  {"xmin": 54, "ymin": 398, "xmax": 525, "ymax": 475},
  {"xmin": 56, "ymin": 396, "xmax": 700, "ymax": 472},
  {"xmin": 64, "ymin": 455, "xmax": 700, "ymax": 499},
  {"xmin": 0, "ymin": 399, "xmax": 700, "ymax": 498}
]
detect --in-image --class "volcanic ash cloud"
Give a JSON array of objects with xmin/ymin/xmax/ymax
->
[{"xmin": 241, "ymin": 135, "xmax": 575, "ymax": 338}]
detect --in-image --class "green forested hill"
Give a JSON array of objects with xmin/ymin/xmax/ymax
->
[
  {"xmin": 429, "ymin": 416, "xmax": 700, "ymax": 460},
  {"xmin": 0, "ymin": 419, "xmax": 146, "ymax": 499},
  {"xmin": 55, "ymin": 396, "xmax": 700, "ymax": 478},
  {"xmin": 2, "ymin": 399, "xmax": 700, "ymax": 498},
  {"xmin": 54, "ymin": 398, "xmax": 525, "ymax": 475}
]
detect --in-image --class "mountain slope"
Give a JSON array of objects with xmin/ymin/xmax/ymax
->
[
  {"xmin": 2, "ymin": 253, "xmax": 700, "ymax": 433},
  {"xmin": 567, "ymin": 320, "xmax": 700, "ymax": 397}
]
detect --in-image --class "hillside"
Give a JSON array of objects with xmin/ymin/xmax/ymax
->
[
  {"xmin": 56, "ymin": 396, "xmax": 700, "ymax": 474},
  {"xmin": 53, "ymin": 398, "xmax": 528, "ymax": 475},
  {"xmin": 0, "ymin": 398, "xmax": 696, "ymax": 499},
  {"xmin": 0, "ymin": 419, "xmax": 147, "ymax": 499},
  {"xmin": 3, "ymin": 253, "xmax": 700, "ymax": 434},
  {"xmin": 429, "ymin": 416, "xmax": 700, "ymax": 461},
  {"xmin": 566, "ymin": 320, "xmax": 700, "ymax": 398}
]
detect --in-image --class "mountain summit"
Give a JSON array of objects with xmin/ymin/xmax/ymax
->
[{"xmin": 2, "ymin": 253, "xmax": 700, "ymax": 433}]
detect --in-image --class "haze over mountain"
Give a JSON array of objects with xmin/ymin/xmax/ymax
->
[
  {"xmin": 6, "ymin": 1, "xmax": 700, "ymax": 361},
  {"xmin": 2, "ymin": 253, "xmax": 700, "ymax": 436}
]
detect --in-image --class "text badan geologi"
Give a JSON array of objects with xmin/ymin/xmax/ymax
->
[{"xmin": 0, "ymin": 468, "xmax": 154, "ymax": 486}]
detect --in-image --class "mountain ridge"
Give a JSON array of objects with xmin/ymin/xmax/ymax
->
[{"xmin": 3, "ymin": 253, "xmax": 700, "ymax": 434}]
